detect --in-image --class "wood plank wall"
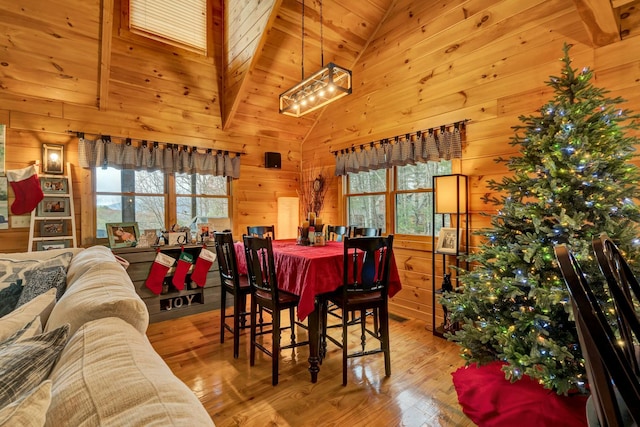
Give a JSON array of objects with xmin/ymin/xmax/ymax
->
[
  {"xmin": 302, "ymin": 0, "xmax": 640, "ymax": 327},
  {"xmin": 1, "ymin": 0, "xmax": 639, "ymax": 330},
  {"xmin": 0, "ymin": 0, "xmax": 302, "ymax": 253}
]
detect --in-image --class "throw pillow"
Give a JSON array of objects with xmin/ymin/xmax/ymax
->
[
  {"xmin": 0, "ymin": 289, "xmax": 56, "ymax": 342},
  {"xmin": 0, "ymin": 380, "xmax": 51, "ymax": 427},
  {"xmin": 16, "ymin": 266, "xmax": 66, "ymax": 307},
  {"xmin": 0, "ymin": 252, "xmax": 73, "ymax": 292},
  {"xmin": 0, "ymin": 317, "xmax": 41, "ymax": 350},
  {"xmin": 0, "ymin": 324, "xmax": 69, "ymax": 408},
  {"xmin": 0, "ymin": 282, "xmax": 23, "ymax": 318}
]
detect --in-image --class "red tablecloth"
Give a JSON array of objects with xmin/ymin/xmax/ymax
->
[{"xmin": 235, "ymin": 239, "xmax": 402, "ymax": 320}]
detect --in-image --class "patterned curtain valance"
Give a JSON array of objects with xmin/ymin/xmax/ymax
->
[
  {"xmin": 333, "ymin": 121, "xmax": 465, "ymax": 176},
  {"xmin": 77, "ymin": 135, "xmax": 241, "ymax": 179}
]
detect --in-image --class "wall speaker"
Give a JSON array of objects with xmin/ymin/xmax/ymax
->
[{"xmin": 265, "ymin": 152, "xmax": 282, "ymax": 169}]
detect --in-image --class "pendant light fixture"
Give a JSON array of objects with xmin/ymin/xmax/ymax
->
[{"xmin": 279, "ymin": 0, "xmax": 352, "ymax": 117}]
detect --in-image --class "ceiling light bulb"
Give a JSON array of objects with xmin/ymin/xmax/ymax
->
[
  {"xmin": 318, "ymin": 89, "xmax": 325, "ymax": 97},
  {"xmin": 309, "ymin": 94, "xmax": 316, "ymax": 101},
  {"xmin": 301, "ymin": 99, "xmax": 308, "ymax": 106},
  {"xmin": 328, "ymin": 84, "xmax": 335, "ymax": 93}
]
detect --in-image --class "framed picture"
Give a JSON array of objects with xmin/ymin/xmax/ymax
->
[
  {"xmin": 37, "ymin": 197, "xmax": 69, "ymax": 217},
  {"xmin": 42, "ymin": 143, "xmax": 64, "ymax": 174},
  {"xmin": 40, "ymin": 177, "xmax": 68, "ymax": 194},
  {"xmin": 40, "ymin": 220, "xmax": 67, "ymax": 237},
  {"xmin": 106, "ymin": 222, "xmax": 139, "ymax": 249},
  {"xmin": 436, "ymin": 227, "xmax": 462, "ymax": 255},
  {"xmin": 37, "ymin": 240, "xmax": 70, "ymax": 251}
]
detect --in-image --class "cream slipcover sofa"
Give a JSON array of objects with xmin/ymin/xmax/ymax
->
[{"xmin": 0, "ymin": 245, "xmax": 214, "ymax": 427}]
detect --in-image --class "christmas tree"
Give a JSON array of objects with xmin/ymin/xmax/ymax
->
[{"xmin": 442, "ymin": 44, "xmax": 640, "ymax": 395}]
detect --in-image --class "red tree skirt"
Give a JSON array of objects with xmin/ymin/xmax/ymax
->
[{"xmin": 452, "ymin": 362, "xmax": 588, "ymax": 427}]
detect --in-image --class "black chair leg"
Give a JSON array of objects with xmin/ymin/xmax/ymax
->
[
  {"xmin": 233, "ymin": 293, "xmax": 242, "ymax": 358},
  {"xmin": 249, "ymin": 296, "xmax": 257, "ymax": 367},
  {"xmin": 360, "ymin": 309, "xmax": 367, "ymax": 352},
  {"xmin": 289, "ymin": 307, "xmax": 297, "ymax": 346},
  {"xmin": 220, "ymin": 287, "xmax": 227, "ymax": 344},
  {"xmin": 380, "ymin": 306, "xmax": 391, "ymax": 377},
  {"xmin": 342, "ymin": 314, "xmax": 348, "ymax": 386},
  {"xmin": 272, "ymin": 309, "xmax": 281, "ymax": 386}
]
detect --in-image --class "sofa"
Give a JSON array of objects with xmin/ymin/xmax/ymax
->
[{"xmin": 0, "ymin": 245, "xmax": 215, "ymax": 426}]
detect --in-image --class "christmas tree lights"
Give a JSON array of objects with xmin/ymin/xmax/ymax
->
[{"xmin": 442, "ymin": 44, "xmax": 640, "ymax": 394}]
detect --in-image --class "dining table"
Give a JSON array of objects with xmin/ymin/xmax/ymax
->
[{"xmin": 234, "ymin": 239, "xmax": 402, "ymax": 383}]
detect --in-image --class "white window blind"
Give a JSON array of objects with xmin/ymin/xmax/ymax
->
[{"xmin": 130, "ymin": 0, "xmax": 207, "ymax": 53}]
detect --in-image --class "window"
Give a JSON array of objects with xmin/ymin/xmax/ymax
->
[
  {"xmin": 395, "ymin": 161, "xmax": 451, "ymax": 236},
  {"xmin": 175, "ymin": 173, "xmax": 229, "ymax": 229},
  {"xmin": 345, "ymin": 169, "xmax": 387, "ymax": 232},
  {"xmin": 95, "ymin": 168, "xmax": 229, "ymax": 238},
  {"xmin": 343, "ymin": 160, "xmax": 452, "ymax": 237},
  {"xmin": 128, "ymin": 0, "xmax": 208, "ymax": 54}
]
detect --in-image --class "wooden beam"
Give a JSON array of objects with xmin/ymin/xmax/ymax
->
[
  {"xmin": 98, "ymin": 0, "xmax": 114, "ymax": 110},
  {"xmin": 611, "ymin": 0, "xmax": 636, "ymax": 8},
  {"xmin": 222, "ymin": 0, "xmax": 283, "ymax": 130},
  {"xmin": 572, "ymin": 0, "xmax": 621, "ymax": 47}
]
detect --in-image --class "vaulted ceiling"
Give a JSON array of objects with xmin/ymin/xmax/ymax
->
[
  {"xmin": 1, "ymin": 0, "xmax": 638, "ymax": 150},
  {"xmin": 218, "ymin": 0, "xmax": 640, "ymax": 143}
]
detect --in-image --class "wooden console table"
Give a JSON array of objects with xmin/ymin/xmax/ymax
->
[{"xmin": 112, "ymin": 244, "xmax": 221, "ymax": 323}]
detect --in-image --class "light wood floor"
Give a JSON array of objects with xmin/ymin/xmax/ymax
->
[{"xmin": 146, "ymin": 309, "xmax": 476, "ymax": 427}]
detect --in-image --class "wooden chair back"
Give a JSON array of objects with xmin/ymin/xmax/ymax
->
[
  {"xmin": 555, "ymin": 244, "xmax": 640, "ymax": 426},
  {"xmin": 213, "ymin": 231, "xmax": 240, "ymax": 290},
  {"xmin": 243, "ymin": 235, "xmax": 279, "ymax": 300},
  {"xmin": 246, "ymin": 225, "xmax": 275, "ymax": 239},
  {"xmin": 326, "ymin": 225, "xmax": 350, "ymax": 242},
  {"xmin": 342, "ymin": 235, "xmax": 394, "ymax": 299},
  {"xmin": 352, "ymin": 227, "xmax": 381, "ymax": 237}
]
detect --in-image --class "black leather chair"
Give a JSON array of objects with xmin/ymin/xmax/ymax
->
[
  {"xmin": 352, "ymin": 227, "xmax": 381, "ymax": 237},
  {"xmin": 246, "ymin": 225, "xmax": 275, "ymax": 239},
  {"xmin": 214, "ymin": 231, "xmax": 251, "ymax": 359},
  {"xmin": 555, "ymin": 244, "xmax": 640, "ymax": 426},
  {"xmin": 243, "ymin": 235, "xmax": 308, "ymax": 385},
  {"xmin": 326, "ymin": 225, "xmax": 350, "ymax": 242},
  {"xmin": 322, "ymin": 235, "xmax": 394, "ymax": 385}
]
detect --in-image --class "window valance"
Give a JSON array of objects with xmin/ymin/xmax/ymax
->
[
  {"xmin": 77, "ymin": 136, "xmax": 241, "ymax": 179},
  {"xmin": 333, "ymin": 122, "xmax": 464, "ymax": 176}
]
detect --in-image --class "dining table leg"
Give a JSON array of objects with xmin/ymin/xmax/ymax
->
[{"xmin": 307, "ymin": 299, "xmax": 321, "ymax": 383}]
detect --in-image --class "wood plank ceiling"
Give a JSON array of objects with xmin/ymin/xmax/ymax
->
[
  {"xmin": 1, "ymin": 0, "xmax": 638, "ymax": 148},
  {"xmin": 220, "ymin": 0, "xmax": 640, "ymax": 145}
]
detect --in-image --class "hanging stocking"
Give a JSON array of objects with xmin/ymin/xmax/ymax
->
[
  {"xmin": 171, "ymin": 250, "xmax": 194, "ymax": 290},
  {"xmin": 7, "ymin": 165, "xmax": 44, "ymax": 215},
  {"xmin": 191, "ymin": 247, "xmax": 216, "ymax": 287},
  {"xmin": 145, "ymin": 251, "xmax": 175, "ymax": 295}
]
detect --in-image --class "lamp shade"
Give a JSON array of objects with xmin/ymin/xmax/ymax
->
[{"xmin": 434, "ymin": 174, "xmax": 468, "ymax": 214}]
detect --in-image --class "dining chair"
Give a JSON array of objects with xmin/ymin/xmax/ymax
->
[
  {"xmin": 322, "ymin": 235, "xmax": 394, "ymax": 386},
  {"xmin": 243, "ymin": 235, "xmax": 309, "ymax": 385},
  {"xmin": 555, "ymin": 244, "xmax": 640, "ymax": 426},
  {"xmin": 214, "ymin": 231, "xmax": 251, "ymax": 359},
  {"xmin": 352, "ymin": 227, "xmax": 381, "ymax": 237},
  {"xmin": 326, "ymin": 225, "xmax": 350, "ymax": 242},
  {"xmin": 246, "ymin": 225, "xmax": 275, "ymax": 239}
]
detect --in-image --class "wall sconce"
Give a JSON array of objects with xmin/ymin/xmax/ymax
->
[
  {"xmin": 42, "ymin": 144, "xmax": 64, "ymax": 175},
  {"xmin": 434, "ymin": 174, "xmax": 468, "ymax": 214}
]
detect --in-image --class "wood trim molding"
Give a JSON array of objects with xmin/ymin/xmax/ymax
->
[{"xmin": 99, "ymin": 0, "xmax": 115, "ymax": 110}]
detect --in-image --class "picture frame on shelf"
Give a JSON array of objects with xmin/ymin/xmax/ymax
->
[
  {"xmin": 106, "ymin": 222, "xmax": 139, "ymax": 249},
  {"xmin": 40, "ymin": 177, "xmax": 68, "ymax": 194},
  {"xmin": 42, "ymin": 144, "xmax": 64, "ymax": 174},
  {"xmin": 37, "ymin": 197, "xmax": 69, "ymax": 217},
  {"xmin": 435, "ymin": 227, "xmax": 462, "ymax": 255},
  {"xmin": 40, "ymin": 219, "xmax": 67, "ymax": 237},
  {"xmin": 37, "ymin": 240, "xmax": 69, "ymax": 251}
]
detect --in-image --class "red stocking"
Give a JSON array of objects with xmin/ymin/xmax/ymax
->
[
  {"xmin": 7, "ymin": 165, "xmax": 44, "ymax": 215},
  {"xmin": 191, "ymin": 247, "xmax": 216, "ymax": 287},
  {"xmin": 145, "ymin": 251, "xmax": 175, "ymax": 295},
  {"xmin": 171, "ymin": 250, "xmax": 194, "ymax": 290}
]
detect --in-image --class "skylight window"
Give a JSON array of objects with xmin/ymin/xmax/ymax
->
[{"xmin": 129, "ymin": 0, "xmax": 207, "ymax": 54}]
